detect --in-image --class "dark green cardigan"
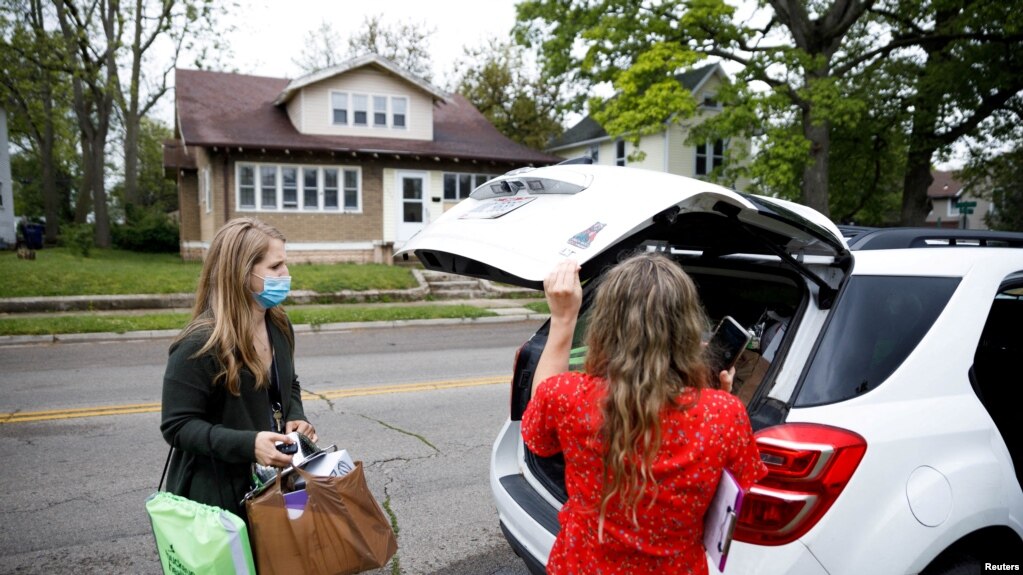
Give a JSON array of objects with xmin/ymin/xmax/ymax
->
[{"xmin": 160, "ymin": 318, "xmax": 308, "ymax": 519}]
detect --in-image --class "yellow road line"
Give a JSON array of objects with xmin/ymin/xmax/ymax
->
[{"xmin": 0, "ymin": 375, "xmax": 510, "ymax": 424}]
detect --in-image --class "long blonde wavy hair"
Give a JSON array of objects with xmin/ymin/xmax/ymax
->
[
  {"xmin": 583, "ymin": 252, "xmax": 710, "ymax": 539},
  {"xmin": 175, "ymin": 217, "xmax": 293, "ymax": 395}
]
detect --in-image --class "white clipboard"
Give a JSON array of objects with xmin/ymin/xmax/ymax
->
[{"xmin": 703, "ymin": 469, "xmax": 745, "ymax": 572}]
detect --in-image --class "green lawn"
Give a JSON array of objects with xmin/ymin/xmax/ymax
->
[{"xmin": 0, "ymin": 248, "xmax": 417, "ymax": 297}]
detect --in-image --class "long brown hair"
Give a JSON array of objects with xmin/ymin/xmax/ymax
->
[
  {"xmin": 175, "ymin": 217, "xmax": 293, "ymax": 395},
  {"xmin": 583, "ymin": 252, "xmax": 710, "ymax": 539}
]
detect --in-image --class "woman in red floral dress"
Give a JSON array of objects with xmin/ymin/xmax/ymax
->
[{"xmin": 522, "ymin": 254, "xmax": 767, "ymax": 575}]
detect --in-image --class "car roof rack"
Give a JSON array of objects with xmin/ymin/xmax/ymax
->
[{"xmin": 846, "ymin": 227, "xmax": 1023, "ymax": 250}]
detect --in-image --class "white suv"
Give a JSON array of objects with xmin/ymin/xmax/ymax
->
[{"xmin": 396, "ymin": 164, "xmax": 1023, "ymax": 573}]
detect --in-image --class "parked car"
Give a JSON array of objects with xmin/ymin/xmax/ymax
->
[{"xmin": 396, "ymin": 164, "xmax": 1023, "ymax": 574}]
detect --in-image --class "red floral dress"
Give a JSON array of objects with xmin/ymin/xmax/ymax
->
[{"xmin": 522, "ymin": 372, "xmax": 767, "ymax": 575}]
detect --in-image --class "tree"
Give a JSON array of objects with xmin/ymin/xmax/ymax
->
[
  {"xmin": 131, "ymin": 116, "xmax": 177, "ymax": 210},
  {"xmin": 293, "ymin": 20, "xmax": 346, "ymax": 74},
  {"xmin": 883, "ymin": 0, "xmax": 1023, "ymax": 225},
  {"xmin": 515, "ymin": 0, "xmax": 877, "ymax": 217},
  {"xmin": 959, "ymin": 102, "xmax": 1023, "ymax": 231},
  {"xmin": 346, "ymin": 14, "xmax": 434, "ymax": 80},
  {"xmin": 116, "ymin": 0, "xmax": 223, "ymax": 219},
  {"xmin": 452, "ymin": 39, "xmax": 564, "ymax": 151},
  {"xmin": 54, "ymin": 0, "xmax": 122, "ymax": 248},
  {"xmin": 292, "ymin": 15, "xmax": 434, "ymax": 79},
  {"xmin": 0, "ymin": 0, "xmax": 76, "ymax": 243},
  {"xmin": 979, "ymin": 148, "xmax": 1023, "ymax": 232},
  {"xmin": 514, "ymin": 0, "xmax": 1023, "ymax": 223}
]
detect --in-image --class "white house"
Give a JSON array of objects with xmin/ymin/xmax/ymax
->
[
  {"xmin": 546, "ymin": 63, "xmax": 750, "ymax": 190},
  {"xmin": 0, "ymin": 107, "xmax": 15, "ymax": 247}
]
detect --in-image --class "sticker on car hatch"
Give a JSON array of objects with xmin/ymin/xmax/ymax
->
[
  {"xmin": 459, "ymin": 196, "xmax": 537, "ymax": 219},
  {"xmin": 567, "ymin": 222, "xmax": 606, "ymax": 249}
]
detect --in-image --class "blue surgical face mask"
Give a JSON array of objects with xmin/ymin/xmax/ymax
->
[{"xmin": 252, "ymin": 274, "xmax": 291, "ymax": 308}]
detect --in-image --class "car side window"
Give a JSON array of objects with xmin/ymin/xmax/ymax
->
[
  {"xmin": 972, "ymin": 280, "xmax": 1023, "ymax": 485},
  {"xmin": 795, "ymin": 276, "xmax": 960, "ymax": 407}
]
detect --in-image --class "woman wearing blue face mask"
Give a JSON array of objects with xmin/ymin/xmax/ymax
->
[{"xmin": 160, "ymin": 217, "xmax": 317, "ymax": 521}]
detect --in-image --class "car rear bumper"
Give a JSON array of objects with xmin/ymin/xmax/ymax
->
[{"xmin": 490, "ymin": 420, "xmax": 557, "ymax": 571}]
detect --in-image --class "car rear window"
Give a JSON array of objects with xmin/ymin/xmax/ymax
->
[{"xmin": 794, "ymin": 276, "xmax": 960, "ymax": 407}]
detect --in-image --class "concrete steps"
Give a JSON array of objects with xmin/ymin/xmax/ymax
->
[{"xmin": 420, "ymin": 270, "xmax": 488, "ymax": 299}]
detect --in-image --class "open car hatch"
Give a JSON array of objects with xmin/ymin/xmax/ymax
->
[{"xmin": 396, "ymin": 164, "xmax": 848, "ymax": 290}]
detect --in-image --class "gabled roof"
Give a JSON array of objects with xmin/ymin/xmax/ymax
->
[
  {"xmin": 173, "ymin": 68, "xmax": 560, "ymax": 166},
  {"xmin": 927, "ymin": 170, "xmax": 965, "ymax": 199},
  {"xmin": 271, "ymin": 54, "xmax": 449, "ymax": 107},
  {"xmin": 547, "ymin": 62, "xmax": 727, "ymax": 151}
]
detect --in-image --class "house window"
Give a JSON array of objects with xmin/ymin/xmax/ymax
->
[
  {"xmin": 323, "ymin": 168, "xmax": 339, "ymax": 210},
  {"xmin": 373, "ymin": 95, "xmax": 388, "ymax": 127},
  {"xmin": 589, "ymin": 144, "xmax": 599, "ymax": 164},
  {"xmin": 443, "ymin": 172, "xmax": 494, "ymax": 201},
  {"xmin": 239, "ymin": 165, "xmax": 256, "ymax": 209},
  {"xmin": 303, "ymin": 168, "xmax": 319, "ymax": 210},
  {"xmin": 331, "ymin": 92, "xmax": 348, "ymax": 125},
  {"xmin": 945, "ymin": 198, "xmax": 954, "ymax": 218},
  {"xmin": 260, "ymin": 166, "xmax": 277, "ymax": 209},
  {"xmin": 702, "ymin": 93, "xmax": 719, "ymax": 108},
  {"xmin": 696, "ymin": 139, "xmax": 725, "ymax": 176},
  {"xmin": 353, "ymin": 94, "xmax": 368, "ymax": 126},
  {"xmin": 616, "ymin": 140, "xmax": 626, "ymax": 166},
  {"xmin": 282, "ymin": 167, "xmax": 298, "ymax": 209},
  {"xmin": 237, "ymin": 163, "xmax": 361, "ymax": 213},
  {"xmin": 392, "ymin": 97, "xmax": 407, "ymax": 128}
]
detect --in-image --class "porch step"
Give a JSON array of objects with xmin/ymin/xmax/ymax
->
[{"xmin": 420, "ymin": 270, "xmax": 488, "ymax": 299}]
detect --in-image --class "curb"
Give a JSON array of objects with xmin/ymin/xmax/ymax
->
[{"xmin": 0, "ymin": 312, "xmax": 550, "ymax": 347}]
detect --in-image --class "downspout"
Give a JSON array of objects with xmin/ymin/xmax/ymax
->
[{"xmin": 223, "ymin": 148, "xmax": 230, "ymax": 225}]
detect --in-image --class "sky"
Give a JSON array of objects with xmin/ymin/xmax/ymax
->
[
  {"xmin": 155, "ymin": 0, "xmax": 521, "ymax": 124},
  {"xmin": 217, "ymin": 0, "xmax": 520, "ymax": 82}
]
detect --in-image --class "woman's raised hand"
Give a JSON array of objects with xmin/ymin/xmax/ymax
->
[{"xmin": 544, "ymin": 259, "xmax": 582, "ymax": 324}]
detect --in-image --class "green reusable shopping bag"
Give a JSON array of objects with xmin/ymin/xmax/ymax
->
[{"xmin": 146, "ymin": 491, "xmax": 256, "ymax": 575}]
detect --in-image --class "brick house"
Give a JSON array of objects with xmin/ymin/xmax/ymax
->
[{"xmin": 165, "ymin": 54, "xmax": 561, "ymax": 263}]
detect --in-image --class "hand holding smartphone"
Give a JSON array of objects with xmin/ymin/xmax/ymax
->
[{"xmin": 707, "ymin": 316, "xmax": 753, "ymax": 377}]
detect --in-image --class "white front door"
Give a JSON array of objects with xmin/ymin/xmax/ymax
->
[{"xmin": 396, "ymin": 171, "xmax": 428, "ymax": 243}]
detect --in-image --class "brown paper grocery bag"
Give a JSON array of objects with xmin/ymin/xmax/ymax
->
[{"xmin": 246, "ymin": 461, "xmax": 398, "ymax": 575}]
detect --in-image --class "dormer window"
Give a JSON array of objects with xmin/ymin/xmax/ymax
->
[
  {"xmin": 328, "ymin": 91, "xmax": 410, "ymax": 129},
  {"xmin": 392, "ymin": 97, "xmax": 407, "ymax": 128},
  {"xmin": 331, "ymin": 92, "xmax": 348, "ymax": 125},
  {"xmin": 702, "ymin": 93, "xmax": 720, "ymax": 108},
  {"xmin": 353, "ymin": 94, "xmax": 368, "ymax": 126},
  {"xmin": 373, "ymin": 96, "xmax": 388, "ymax": 127}
]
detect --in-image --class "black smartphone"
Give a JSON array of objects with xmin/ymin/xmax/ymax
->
[
  {"xmin": 275, "ymin": 441, "xmax": 297, "ymax": 455},
  {"xmin": 707, "ymin": 316, "xmax": 753, "ymax": 375}
]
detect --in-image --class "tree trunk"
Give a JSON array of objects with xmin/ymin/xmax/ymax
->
[
  {"xmin": 121, "ymin": 0, "xmax": 144, "ymax": 214},
  {"xmin": 75, "ymin": 135, "xmax": 93, "ymax": 224},
  {"xmin": 39, "ymin": 110, "xmax": 61, "ymax": 243},
  {"xmin": 901, "ymin": 150, "xmax": 934, "ymax": 226},
  {"xmin": 801, "ymin": 105, "xmax": 832, "ymax": 217},
  {"xmin": 91, "ymin": 140, "xmax": 110, "ymax": 247}
]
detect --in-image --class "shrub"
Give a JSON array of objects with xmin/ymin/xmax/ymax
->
[
  {"xmin": 60, "ymin": 223, "xmax": 94, "ymax": 257},
  {"xmin": 113, "ymin": 208, "xmax": 179, "ymax": 253}
]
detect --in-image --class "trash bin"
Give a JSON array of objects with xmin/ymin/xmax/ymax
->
[{"xmin": 23, "ymin": 224, "xmax": 44, "ymax": 250}]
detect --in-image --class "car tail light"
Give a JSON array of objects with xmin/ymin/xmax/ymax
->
[
  {"xmin": 734, "ymin": 423, "xmax": 867, "ymax": 546},
  {"xmin": 509, "ymin": 341, "xmax": 534, "ymax": 421}
]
